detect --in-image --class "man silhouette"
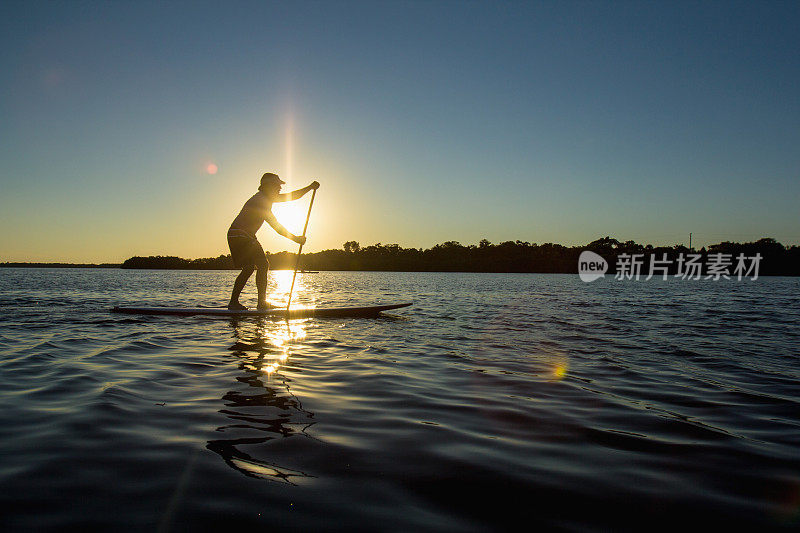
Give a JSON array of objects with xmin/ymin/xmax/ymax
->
[{"xmin": 227, "ymin": 173, "xmax": 319, "ymax": 310}]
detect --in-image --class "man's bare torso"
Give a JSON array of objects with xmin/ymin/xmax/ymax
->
[{"xmin": 230, "ymin": 192, "xmax": 272, "ymax": 235}]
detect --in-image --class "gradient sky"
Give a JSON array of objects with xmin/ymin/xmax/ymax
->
[{"xmin": 1, "ymin": 0, "xmax": 798, "ymax": 262}]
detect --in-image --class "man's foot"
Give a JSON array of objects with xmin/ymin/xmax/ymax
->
[
  {"xmin": 228, "ymin": 301, "xmax": 248, "ymax": 310},
  {"xmin": 257, "ymin": 301, "xmax": 275, "ymax": 310}
]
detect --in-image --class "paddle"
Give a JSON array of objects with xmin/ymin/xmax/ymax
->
[{"xmin": 286, "ymin": 186, "xmax": 317, "ymax": 313}]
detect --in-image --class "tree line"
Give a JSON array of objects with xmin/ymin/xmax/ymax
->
[{"xmin": 117, "ymin": 237, "xmax": 800, "ymax": 275}]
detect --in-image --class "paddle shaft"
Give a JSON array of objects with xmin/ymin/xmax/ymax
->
[{"xmin": 286, "ymin": 187, "xmax": 317, "ymax": 312}]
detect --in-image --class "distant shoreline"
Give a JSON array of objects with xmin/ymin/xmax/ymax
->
[
  {"xmin": 4, "ymin": 236, "xmax": 800, "ymax": 275},
  {"xmin": 2, "ymin": 265, "xmax": 799, "ymax": 277},
  {"xmin": 1, "ymin": 263, "xmax": 121, "ymax": 268}
]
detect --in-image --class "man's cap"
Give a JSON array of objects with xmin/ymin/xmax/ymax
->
[{"xmin": 260, "ymin": 172, "xmax": 285, "ymax": 187}]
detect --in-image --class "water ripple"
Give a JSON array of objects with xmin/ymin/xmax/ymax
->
[{"xmin": 0, "ymin": 270, "xmax": 798, "ymax": 530}]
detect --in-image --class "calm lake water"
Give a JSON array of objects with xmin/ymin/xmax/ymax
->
[{"xmin": 0, "ymin": 269, "xmax": 798, "ymax": 531}]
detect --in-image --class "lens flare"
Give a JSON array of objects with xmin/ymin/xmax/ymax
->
[
  {"xmin": 551, "ymin": 360, "xmax": 569, "ymax": 381},
  {"xmin": 285, "ymin": 111, "xmax": 294, "ymax": 183}
]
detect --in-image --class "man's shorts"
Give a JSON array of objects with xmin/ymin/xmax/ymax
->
[{"xmin": 227, "ymin": 228, "xmax": 267, "ymax": 269}]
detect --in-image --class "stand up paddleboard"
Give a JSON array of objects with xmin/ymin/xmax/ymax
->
[{"xmin": 111, "ymin": 302, "xmax": 411, "ymax": 318}]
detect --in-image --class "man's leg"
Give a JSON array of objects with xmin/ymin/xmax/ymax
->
[
  {"xmin": 255, "ymin": 254, "xmax": 271, "ymax": 309},
  {"xmin": 229, "ymin": 265, "xmax": 255, "ymax": 309}
]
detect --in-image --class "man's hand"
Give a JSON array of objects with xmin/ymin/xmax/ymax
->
[
  {"xmin": 310, "ymin": 180, "xmax": 320, "ymax": 190},
  {"xmin": 294, "ymin": 235, "xmax": 306, "ymax": 246}
]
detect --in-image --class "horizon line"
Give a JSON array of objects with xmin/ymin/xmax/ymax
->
[{"xmin": 3, "ymin": 235, "xmax": 796, "ymax": 265}]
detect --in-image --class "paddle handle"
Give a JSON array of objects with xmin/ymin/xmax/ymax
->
[{"xmin": 286, "ymin": 187, "xmax": 317, "ymax": 312}]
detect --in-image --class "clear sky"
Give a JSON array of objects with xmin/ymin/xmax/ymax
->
[{"xmin": 1, "ymin": 0, "xmax": 798, "ymax": 262}]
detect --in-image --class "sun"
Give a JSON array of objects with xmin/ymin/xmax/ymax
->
[{"xmin": 271, "ymin": 202, "xmax": 306, "ymax": 235}]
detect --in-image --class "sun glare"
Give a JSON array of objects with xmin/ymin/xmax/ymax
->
[
  {"xmin": 269, "ymin": 108, "xmax": 308, "ymax": 234},
  {"xmin": 271, "ymin": 202, "xmax": 306, "ymax": 235}
]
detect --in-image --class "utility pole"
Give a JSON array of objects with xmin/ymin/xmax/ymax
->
[{"xmin": 689, "ymin": 232, "xmax": 693, "ymax": 251}]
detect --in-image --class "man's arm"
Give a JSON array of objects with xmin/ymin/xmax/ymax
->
[
  {"xmin": 274, "ymin": 181, "xmax": 320, "ymax": 202},
  {"xmin": 264, "ymin": 212, "xmax": 305, "ymax": 245}
]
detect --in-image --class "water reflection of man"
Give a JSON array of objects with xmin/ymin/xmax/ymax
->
[
  {"xmin": 207, "ymin": 318, "xmax": 315, "ymax": 484},
  {"xmin": 227, "ymin": 173, "xmax": 320, "ymax": 310}
]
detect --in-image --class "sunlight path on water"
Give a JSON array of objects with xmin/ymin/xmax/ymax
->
[{"xmin": 268, "ymin": 269, "xmax": 315, "ymax": 310}]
